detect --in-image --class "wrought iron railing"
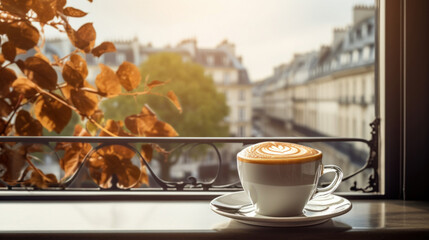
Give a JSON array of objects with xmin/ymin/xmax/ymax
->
[{"xmin": 0, "ymin": 119, "xmax": 380, "ymax": 193}]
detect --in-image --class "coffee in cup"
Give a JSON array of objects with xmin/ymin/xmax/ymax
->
[{"xmin": 237, "ymin": 141, "xmax": 343, "ymax": 217}]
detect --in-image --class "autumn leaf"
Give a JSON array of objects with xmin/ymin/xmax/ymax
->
[
  {"xmin": 56, "ymin": 0, "xmax": 66, "ymax": 10},
  {"xmin": 12, "ymin": 77, "xmax": 38, "ymax": 99},
  {"xmin": 0, "ymin": 144, "xmax": 28, "ymax": 184},
  {"xmin": 70, "ymin": 88, "xmax": 99, "ymax": 116},
  {"xmin": 6, "ymin": 21, "xmax": 39, "ymax": 50},
  {"xmin": 1, "ymin": 0, "xmax": 32, "ymax": 16},
  {"xmin": 146, "ymin": 80, "xmax": 166, "ymax": 90},
  {"xmin": 167, "ymin": 90, "xmax": 182, "ymax": 113},
  {"xmin": 75, "ymin": 23, "xmax": 96, "ymax": 53},
  {"xmin": 14, "ymin": 110, "xmax": 43, "ymax": 136},
  {"xmin": 25, "ymin": 171, "xmax": 58, "ymax": 189},
  {"xmin": 125, "ymin": 105, "xmax": 178, "ymax": 137},
  {"xmin": 57, "ymin": 125, "xmax": 92, "ymax": 180},
  {"xmin": 96, "ymin": 64, "xmax": 121, "ymax": 96},
  {"xmin": 141, "ymin": 144, "xmax": 153, "ymax": 163},
  {"xmin": 34, "ymin": 94, "xmax": 72, "ymax": 133},
  {"xmin": 86, "ymin": 109, "xmax": 104, "ymax": 135},
  {"xmin": 0, "ymin": 68, "xmax": 17, "ymax": 97},
  {"xmin": 89, "ymin": 150, "xmax": 140, "ymax": 189},
  {"xmin": 24, "ymin": 56, "xmax": 57, "ymax": 90},
  {"xmin": 63, "ymin": 7, "xmax": 88, "ymax": 17},
  {"xmin": 115, "ymin": 61, "xmax": 141, "ymax": 91},
  {"xmin": 99, "ymin": 119, "xmax": 132, "ymax": 138},
  {"xmin": 90, "ymin": 120, "xmax": 138, "ymax": 188},
  {"xmin": 0, "ymin": 99, "xmax": 12, "ymax": 118},
  {"xmin": 2, "ymin": 41, "xmax": 16, "ymax": 62},
  {"xmin": 31, "ymin": 0, "xmax": 57, "ymax": 23},
  {"xmin": 62, "ymin": 54, "xmax": 88, "ymax": 87},
  {"xmin": 91, "ymin": 41, "xmax": 116, "ymax": 57}
]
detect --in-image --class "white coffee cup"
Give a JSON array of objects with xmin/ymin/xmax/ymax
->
[{"xmin": 237, "ymin": 141, "xmax": 343, "ymax": 217}]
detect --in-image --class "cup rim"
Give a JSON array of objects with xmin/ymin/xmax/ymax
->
[{"xmin": 237, "ymin": 142, "xmax": 322, "ymax": 165}]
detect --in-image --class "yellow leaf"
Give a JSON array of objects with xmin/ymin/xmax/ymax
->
[{"xmin": 167, "ymin": 90, "xmax": 182, "ymax": 113}]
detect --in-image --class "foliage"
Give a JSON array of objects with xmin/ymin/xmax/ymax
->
[
  {"xmin": 102, "ymin": 53, "xmax": 229, "ymax": 137},
  {"xmin": 0, "ymin": 0, "xmax": 181, "ymax": 189}
]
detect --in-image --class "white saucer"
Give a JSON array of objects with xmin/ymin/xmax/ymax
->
[{"xmin": 210, "ymin": 191, "xmax": 352, "ymax": 227}]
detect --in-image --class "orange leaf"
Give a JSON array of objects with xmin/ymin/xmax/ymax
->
[
  {"xmin": 0, "ymin": 68, "xmax": 17, "ymax": 97},
  {"xmin": 146, "ymin": 80, "xmax": 165, "ymax": 89},
  {"xmin": 167, "ymin": 90, "xmax": 182, "ymax": 113},
  {"xmin": 0, "ymin": 99, "xmax": 12, "ymax": 118},
  {"xmin": 88, "ymin": 149, "xmax": 140, "ymax": 189},
  {"xmin": 12, "ymin": 77, "xmax": 38, "ymax": 99},
  {"xmin": 31, "ymin": 0, "xmax": 57, "ymax": 23},
  {"xmin": 0, "ymin": 145, "xmax": 28, "ymax": 183},
  {"xmin": 125, "ymin": 105, "xmax": 178, "ymax": 137},
  {"xmin": 1, "ymin": 0, "xmax": 32, "ymax": 16},
  {"xmin": 75, "ymin": 23, "xmax": 96, "ymax": 53},
  {"xmin": 99, "ymin": 119, "xmax": 132, "ymax": 137},
  {"xmin": 25, "ymin": 171, "xmax": 58, "ymax": 189},
  {"xmin": 70, "ymin": 89, "xmax": 98, "ymax": 116},
  {"xmin": 2, "ymin": 41, "xmax": 16, "ymax": 62},
  {"xmin": 57, "ymin": 125, "xmax": 92, "ymax": 180},
  {"xmin": 63, "ymin": 7, "xmax": 88, "ymax": 17},
  {"xmin": 69, "ymin": 81, "xmax": 99, "ymax": 116},
  {"xmin": 24, "ymin": 56, "xmax": 57, "ymax": 90},
  {"xmin": 6, "ymin": 21, "xmax": 39, "ymax": 50},
  {"xmin": 91, "ymin": 41, "xmax": 116, "ymax": 57},
  {"xmin": 62, "ymin": 54, "xmax": 88, "ymax": 87},
  {"xmin": 96, "ymin": 64, "xmax": 121, "ymax": 97},
  {"xmin": 116, "ymin": 61, "xmax": 141, "ymax": 91},
  {"xmin": 141, "ymin": 144, "xmax": 153, "ymax": 163},
  {"xmin": 34, "ymin": 94, "xmax": 72, "ymax": 133},
  {"xmin": 14, "ymin": 110, "xmax": 43, "ymax": 136}
]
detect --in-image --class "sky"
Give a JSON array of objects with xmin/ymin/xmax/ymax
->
[{"xmin": 46, "ymin": 0, "xmax": 374, "ymax": 81}]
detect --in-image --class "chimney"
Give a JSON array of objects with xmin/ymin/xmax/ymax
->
[
  {"xmin": 217, "ymin": 39, "xmax": 236, "ymax": 56},
  {"xmin": 177, "ymin": 38, "xmax": 197, "ymax": 57},
  {"xmin": 332, "ymin": 28, "xmax": 346, "ymax": 46},
  {"xmin": 353, "ymin": 5, "xmax": 375, "ymax": 24}
]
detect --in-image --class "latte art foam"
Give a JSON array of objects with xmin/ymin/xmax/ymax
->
[{"xmin": 238, "ymin": 142, "xmax": 322, "ymax": 164}]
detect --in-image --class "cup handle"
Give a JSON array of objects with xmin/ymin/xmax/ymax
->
[{"xmin": 313, "ymin": 165, "xmax": 343, "ymax": 199}]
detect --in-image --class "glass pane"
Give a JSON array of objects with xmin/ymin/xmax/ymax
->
[{"xmin": 1, "ymin": 0, "xmax": 376, "ymax": 192}]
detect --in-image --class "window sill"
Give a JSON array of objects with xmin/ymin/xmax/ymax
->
[{"xmin": 0, "ymin": 198, "xmax": 428, "ymax": 239}]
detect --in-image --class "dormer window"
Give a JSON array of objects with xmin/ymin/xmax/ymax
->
[
  {"xmin": 367, "ymin": 23, "xmax": 373, "ymax": 36},
  {"xmin": 356, "ymin": 28, "xmax": 362, "ymax": 40}
]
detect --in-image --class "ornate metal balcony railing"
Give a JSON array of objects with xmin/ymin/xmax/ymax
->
[{"xmin": 0, "ymin": 119, "xmax": 380, "ymax": 194}]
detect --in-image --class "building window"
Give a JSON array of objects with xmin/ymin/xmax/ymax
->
[
  {"xmin": 239, "ymin": 107, "xmax": 245, "ymax": 121},
  {"xmin": 367, "ymin": 23, "xmax": 373, "ymax": 36},
  {"xmin": 223, "ymin": 72, "xmax": 230, "ymax": 85},
  {"xmin": 238, "ymin": 125, "xmax": 245, "ymax": 137},
  {"xmin": 356, "ymin": 28, "xmax": 362, "ymax": 40},
  {"xmin": 239, "ymin": 90, "xmax": 245, "ymax": 101}
]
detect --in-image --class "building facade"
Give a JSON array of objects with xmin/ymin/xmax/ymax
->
[{"xmin": 254, "ymin": 6, "xmax": 376, "ymax": 185}]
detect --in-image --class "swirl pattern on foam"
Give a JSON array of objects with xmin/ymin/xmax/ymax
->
[{"xmin": 237, "ymin": 142, "xmax": 322, "ymax": 164}]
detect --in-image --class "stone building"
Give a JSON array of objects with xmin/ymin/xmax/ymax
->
[{"xmin": 254, "ymin": 6, "xmax": 376, "ymax": 184}]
